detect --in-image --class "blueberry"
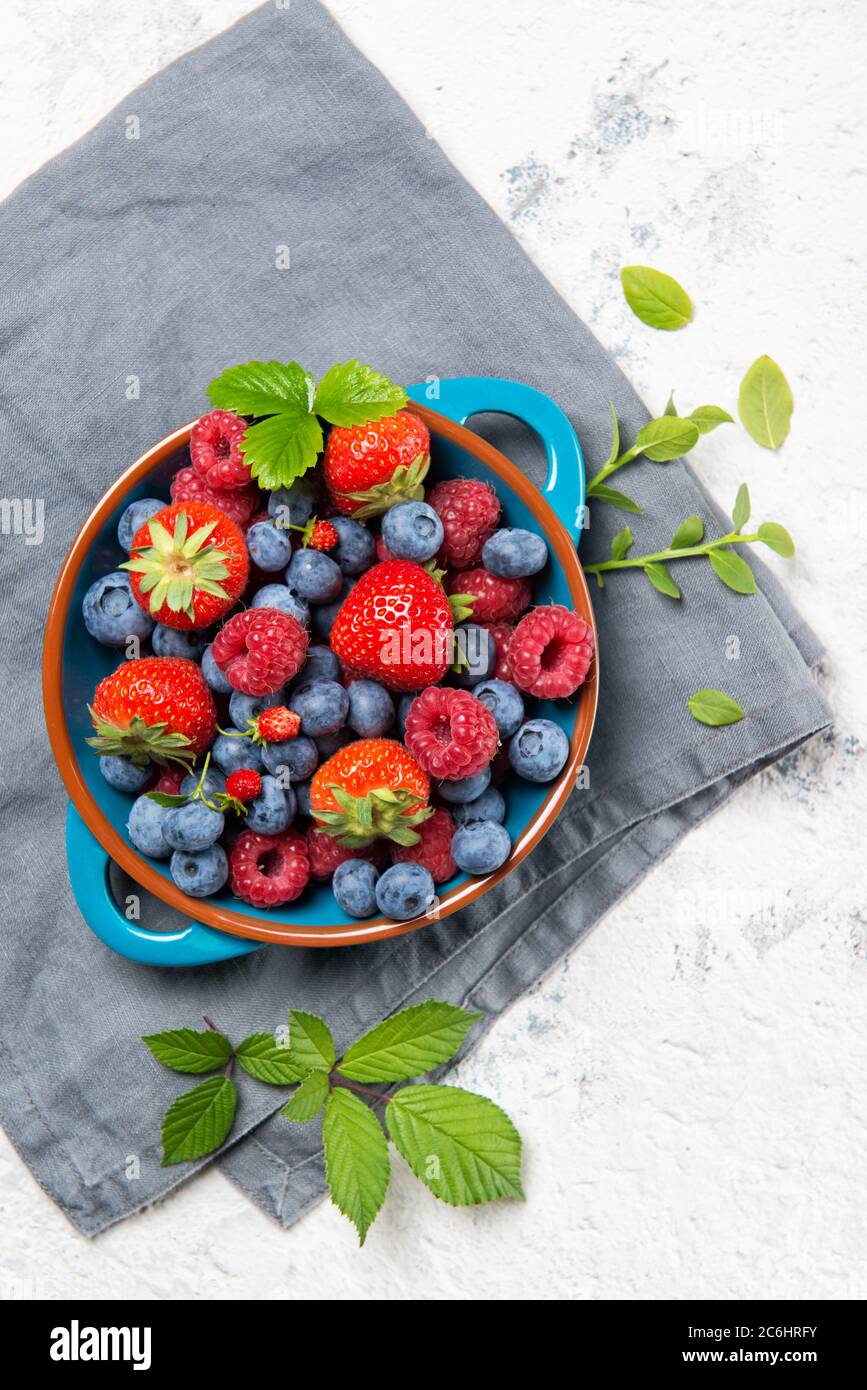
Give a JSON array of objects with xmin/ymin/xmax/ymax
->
[
  {"xmin": 251, "ymin": 583, "xmax": 310, "ymax": 627},
  {"xmin": 509, "ymin": 719, "xmax": 569, "ymax": 783},
  {"xmin": 397, "ymin": 693, "xmax": 416, "ymax": 736},
  {"xmin": 375, "ymin": 863, "xmax": 436, "ymax": 920},
  {"xmin": 117, "ymin": 498, "xmax": 163, "ymax": 552},
  {"xmin": 452, "ymin": 786, "xmax": 506, "ymax": 827},
  {"xmin": 452, "ymin": 624, "xmax": 497, "ymax": 686},
  {"xmin": 333, "ymin": 859, "xmax": 380, "ymax": 918},
  {"xmin": 451, "ymin": 820, "xmax": 512, "ymax": 874},
  {"xmin": 180, "ymin": 766, "xmax": 226, "ymax": 799},
  {"xmin": 128, "ymin": 795, "xmax": 171, "ymax": 857},
  {"xmin": 330, "ymin": 517, "xmax": 376, "ymax": 575},
  {"xmin": 380, "ymin": 501, "xmax": 444, "ymax": 563},
  {"xmin": 315, "ymin": 728, "xmax": 354, "ymax": 759},
  {"xmin": 473, "ymin": 678, "xmax": 525, "ymax": 738},
  {"xmin": 311, "ymin": 579, "xmax": 355, "ymax": 639},
  {"xmin": 482, "ymin": 528, "xmax": 548, "ymax": 578},
  {"xmin": 295, "ymin": 644, "xmax": 341, "ymax": 685},
  {"xmin": 211, "ymin": 733, "xmax": 264, "ymax": 775},
  {"xmin": 245, "ymin": 775, "xmax": 295, "ymax": 835},
  {"xmin": 163, "ymin": 800, "xmax": 225, "ymax": 851},
  {"xmin": 229, "ymin": 687, "xmax": 285, "ymax": 731},
  {"xmin": 347, "ymin": 680, "xmax": 395, "ymax": 737},
  {"xmin": 247, "ymin": 519, "xmax": 293, "ymax": 572},
  {"xmin": 288, "ymin": 679, "xmax": 349, "ymax": 737},
  {"xmin": 170, "ymin": 845, "xmax": 229, "ymax": 898},
  {"xmin": 82, "ymin": 571, "xmax": 154, "ymax": 647},
  {"xmin": 438, "ymin": 768, "xmax": 492, "ymax": 804},
  {"xmin": 99, "ymin": 755, "xmax": 151, "ymax": 794},
  {"xmin": 152, "ymin": 624, "xmax": 209, "ymax": 660},
  {"xmin": 285, "ymin": 549, "xmax": 343, "ymax": 603},
  {"xmin": 262, "ymin": 736, "xmax": 318, "ymax": 781},
  {"xmin": 294, "ymin": 780, "xmax": 312, "ymax": 817},
  {"xmin": 201, "ymin": 644, "xmax": 234, "ymax": 694},
  {"xmin": 267, "ymin": 476, "xmax": 319, "ymax": 528}
]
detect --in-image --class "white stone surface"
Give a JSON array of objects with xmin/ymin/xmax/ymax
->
[{"xmin": 2, "ymin": 0, "xmax": 864, "ymax": 1300}]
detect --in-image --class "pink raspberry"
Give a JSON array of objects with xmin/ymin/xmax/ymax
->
[
  {"xmin": 190, "ymin": 410, "xmax": 251, "ymax": 490},
  {"xmin": 229, "ymin": 829, "xmax": 310, "ymax": 906},
  {"xmin": 391, "ymin": 807, "xmax": 456, "ymax": 883},
  {"xmin": 404, "ymin": 687, "xmax": 499, "ymax": 780},
  {"xmin": 375, "ymin": 534, "xmax": 395, "ymax": 563},
  {"xmin": 508, "ymin": 605, "xmax": 595, "ymax": 698},
  {"xmin": 305, "ymin": 826, "xmax": 386, "ymax": 881},
  {"xmin": 427, "ymin": 477, "xmax": 500, "ymax": 569},
  {"xmin": 170, "ymin": 466, "xmax": 258, "ymax": 527},
  {"xmin": 448, "ymin": 566, "xmax": 531, "ymax": 623},
  {"xmin": 481, "ymin": 623, "xmax": 515, "ymax": 680},
  {"xmin": 212, "ymin": 607, "xmax": 308, "ymax": 695}
]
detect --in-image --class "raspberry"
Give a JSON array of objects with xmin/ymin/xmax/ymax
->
[
  {"xmin": 154, "ymin": 768, "xmax": 185, "ymax": 795},
  {"xmin": 481, "ymin": 623, "xmax": 515, "ymax": 680},
  {"xmin": 427, "ymin": 478, "xmax": 500, "ymax": 570},
  {"xmin": 449, "ymin": 567, "xmax": 531, "ymax": 623},
  {"xmin": 305, "ymin": 826, "xmax": 386, "ymax": 881},
  {"xmin": 212, "ymin": 608, "xmax": 308, "ymax": 696},
  {"xmin": 171, "ymin": 466, "xmax": 258, "ymax": 527},
  {"xmin": 190, "ymin": 410, "xmax": 251, "ymax": 490},
  {"xmin": 229, "ymin": 829, "xmax": 310, "ymax": 907},
  {"xmin": 258, "ymin": 706, "xmax": 300, "ymax": 742},
  {"xmin": 391, "ymin": 807, "xmax": 456, "ymax": 883},
  {"xmin": 226, "ymin": 769, "xmax": 262, "ymax": 802},
  {"xmin": 243, "ymin": 508, "xmax": 270, "ymax": 534},
  {"xmin": 375, "ymin": 535, "xmax": 395, "ymax": 563},
  {"xmin": 508, "ymin": 605, "xmax": 595, "ymax": 698},
  {"xmin": 404, "ymin": 687, "xmax": 499, "ymax": 780}
]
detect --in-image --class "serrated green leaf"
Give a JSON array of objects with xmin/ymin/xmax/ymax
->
[
  {"xmin": 644, "ymin": 562, "xmax": 681, "ymax": 599},
  {"xmin": 708, "ymin": 547, "xmax": 756, "ymax": 594},
  {"xmin": 160, "ymin": 1076, "xmax": 237, "ymax": 1166},
  {"xmin": 757, "ymin": 521, "xmax": 795, "ymax": 557},
  {"xmin": 288, "ymin": 1010, "xmax": 336, "ymax": 1074},
  {"xmin": 610, "ymin": 525, "xmax": 633, "ymax": 562},
  {"xmin": 242, "ymin": 412, "xmax": 324, "ymax": 490},
  {"xmin": 633, "ymin": 416, "xmax": 700, "ymax": 462},
  {"xmin": 687, "ymin": 688, "xmax": 745, "ymax": 727},
  {"xmin": 142, "ymin": 1028, "xmax": 231, "ymax": 1073},
  {"xmin": 738, "ymin": 355, "xmax": 793, "ymax": 449},
  {"xmin": 337, "ymin": 1002, "xmax": 483, "ymax": 1084},
  {"xmin": 387, "ymin": 1084, "xmax": 524, "ymax": 1206},
  {"xmin": 670, "ymin": 515, "xmax": 704, "ymax": 549},
  {"xmin": 620, "ymin": 265, "xmax": 693, "ymax": 330},
  {"xmin": 280, "ymin": 1070, "xmax": 329, "ymax": 1123},
  {"xmin": 313, "ymin": 360, "xmax": 407, "ymax": 428},
  {"xmin": 732, "ymin": 483, "xmax": 751, "ymax": 531},
  {"xmin": 236, "ymin": 1032, "xmax": 306, "ymax": 1085},
  {"xmin": 323, "ymin": 1088, "xmax": 389, "ymax": 1244},
  {"xmin": 207, "ymin": 358, "xmax": 314, "ymax": 417},
  {"xmin": 588, "ymin": 484, "xmax": 642, "ymax": 514},
  {"xmin": 688, "ymin": 404, "xmax": 733, "ymax": 435},
  {"xmin": 663, "ymin": 390, "xmax": 678, "ymax": 416}
]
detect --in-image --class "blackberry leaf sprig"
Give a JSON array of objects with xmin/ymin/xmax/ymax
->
[{"xmin": 586, "ymin": 398, "xmax": 733, "ymax": 513}]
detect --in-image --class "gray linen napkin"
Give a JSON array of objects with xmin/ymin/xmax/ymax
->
[{"xmin": 0, "ymin": 0, "xmax": 830, "ymax": 1234}]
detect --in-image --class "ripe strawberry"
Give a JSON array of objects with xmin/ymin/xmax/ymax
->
[
  {"xmin": 86, "ymin": 657, "xmax": 216, "ymax": 767},
  {"xmin": 257, "ymin": 707, "xmax": 300, "ymax": 743},
  {"xmin": 123, "ymin": 502, "xmax": 248, "ymax": 630},
  {"xmin": 225, "ymin": 769, "xmax": 262, "ymax": 803},
  {"xmin": 391, "ymin": 807, "xmax": 457, "ymax": 884},
  {"xmin": 447, "ymin": 566, "xmax": 531, "ymax": 623},
  {"xmin": 508, "ymin": 605, "xmax": 595, "ymax": 699},
  {"xmin": 404, "ymin": 687, "xmax": 499, "ymax": 780},
  {"xmin": 310, "ymin": 738, "xmax": 432, "ymax": 847},
  {"xmin": 427, "ymin": 477, "xmax": 500, "ymax": 570},
  {"xmin": 305, "ymin": 826, "xmax": 386, "ymax": 880},
  {"xmin": 170, "ymin": 466, "xmax": 258, "ymax": 527},
  {"xmin": 212, "ymin": 608, "xmax": 308, "ymax": 696},
  {"xmin": 190, "ymin": 410, "xmax": 251, "ymax": 490},
  {"xmin": 301, "ymin": 518, "xmax": 338, "ymax": 551},
  {"xmin": 324, "ymin": 410, "xmax": 430, "ymax": 517},
  {"xmin": 330, "ymin": 559, "xmax": 461, "ymax": 692}
]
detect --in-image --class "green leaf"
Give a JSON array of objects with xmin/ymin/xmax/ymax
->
[
  {"xmin": 160, "ymin": 1076, "xmax": 237, "ymax": 1166},
  {"xmin": 288, "ymin": 1010, "xmax": 336, "ymax": 1074},
  {"xmin": 632, "ymin": 416, "xmax": 700, "ymax": 462},
  {"xmin": 207, "ymin": 358, "xmax": 314, "ymax": 417},
  {"xmin": 610, "ymin": 525, "xmax": 633, "ymax": 562},
  {"xmin": 757, "ymin": 521, "xmax": 795, "ymax": 558},
  {"xmin": 145, "ymin": 791, "xmax": 190, "ymax": 808},
  {"xmin": 603, "ymin": 401, "xmax": 620, "ymax": 467},
  {"xmin": 663, "ymin": 390, "xmax": 678, "ymax": 416},
  {"xmin": 644, "ymin": 562, "xmax": 681, "ymax": 599},
  {"xmin": 313, "ymin": 360, "xmax": 407, "ymax": 428},
  {"xmin": 708, "ymin": 547, "xmax": 756, "ymax": 594},
  {"xmin": 620, "ymin": 265, "xmax": 693, "ymax": 330},
  {"xmin": 240, "ymin": 411, "xmax": 324, "ymax": 490},
  {"xmin": 687, "ymin": 688, "xmax": 745, "ymax": 727},
  {"xmin": 670, "ymin": 515, "xmax": 704, "ymax": 549},
  {"xmin": 588, "ymin": 484, "xmax": 642, "ymax": 514},
  {"xmin": 236, "ymin": 1032, "xmax": 306, "ymax": 1085},
  {"xmin": 386, "ymin": 1084, "xmax": 524, "ymax": 1206},
  {"xmin": 738, "ymin": 355, "xmax": 793, "ymax": 449},
  {"xmin": 142, "ymin": 1028, "xmax": 231, "ymax": 1073},
  {"xmin": 280, "ymin": 1070, "xmax": 329, "ymax": 1123},
  {"xmin": 688, "ymin": 404, "xmax": 734, "ymax": 435},
  {"xmin": 732, "ymin": 483, "xmax": 751, "ymax": 532},
  {"xmin": 323, "ymin": 1088, "xmax": 390, "ymax": 1244},
  {"xmin": 337, "ymin": 1002, "xmax": 483, "ymax": 1083}
]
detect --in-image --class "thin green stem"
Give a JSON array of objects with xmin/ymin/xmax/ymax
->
[
  {"xmin": 587, "ymin": 447, "xmax": 639, "ymax": 493},
  {"xmin": 584, "ymin": 530, "xmax": 757, "ymax": 577}
]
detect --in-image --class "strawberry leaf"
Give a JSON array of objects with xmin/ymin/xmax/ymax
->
[
  {"xmin": 207, "ymin": 359, "xmax": 314, "ymax": 417},
  {"xmin": 313, "ymin": 360, "xmax": 407, "ymax": 428},
  {"xmin": 241, "ymin": 412, "xmax": 324, "ymax": 489}
]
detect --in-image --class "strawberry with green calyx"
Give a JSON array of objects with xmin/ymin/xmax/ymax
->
[
  {"xmin": 87, "ymin": 657, "xmax": 216, "ymax": 768},
  {"xmin": 216, "ymin": 706, "xmax": 300, "ymax": 750},
  {"xmin": 310, "ymin": 739, "xmax": 433, "ymax": 848},
  {"xmin": 122, "ymin": 501, "xmax": 248, "ymax": 630},
  {"xmin": 421, "ymin": 559, "xmax": 475, "ymax": 623},
  {"xmin": 147, "ymin": 754, "xmax": 261, "ymax": 818},
  {"xmin": 291, "ymin": 517, "xmax": 339, "ymax": 552},
  {"xmin": 324, "ymin": 411, "xmax": 431, "ymax": 518}
]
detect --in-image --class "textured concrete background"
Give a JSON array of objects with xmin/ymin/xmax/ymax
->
[{"xmin": 2, "ymin": 0, "xmax": 864, "ymax": 1300}]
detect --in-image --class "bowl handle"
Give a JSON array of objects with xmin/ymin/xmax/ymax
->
[
  {"xmin": 407, "ymin": 377, "xmax": 586, "ymax": 543},
  {"xmin": 66, "ymin": 804, "xmax": 263, "ymax": 967}
]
